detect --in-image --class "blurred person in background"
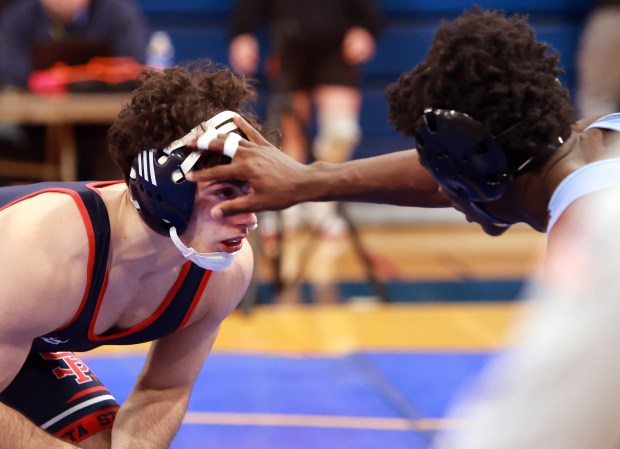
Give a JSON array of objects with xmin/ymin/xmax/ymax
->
[
  {"xmin": 228, "ymin": 0, "xmax": 382, "ymax": 236},
  {"xmin": 228, "ymin": 0, "xmax": 382, "ymax": 303},
  {"xmin": 0, "ymin": 0, "xmax": 147, "ymax": 89},
  {"xmin": 0, "ymin": 0, "xmax": 148, "ymax": 181},
  {"xmin": 576, "ymin": 0, "xmax": 620, "ymax": 118}
]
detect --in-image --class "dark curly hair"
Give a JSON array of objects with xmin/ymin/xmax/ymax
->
[
  {"xmin": 108, "ymin": 60, "xmax": 260, "ymax": 181},
  {"xmin": 386, "ymin": 7, "xmax": 576, "ymax": 174}
]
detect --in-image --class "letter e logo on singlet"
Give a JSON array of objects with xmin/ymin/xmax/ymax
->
[{"xmin": 40, "ymin": 352, "xmax": 96, "ymax": 384}]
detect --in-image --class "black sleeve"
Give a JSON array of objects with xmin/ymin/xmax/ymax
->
[
  {"xmin": 347, "ymin": 0, "xmax": 384, "ymax": 37},
  {"xmin": 229, "ymin": 0, "xmax": 267, "ymax": 38},
  {"xmin": 595, "ymin": 0, "xmax": 620, "ymax": 6}
]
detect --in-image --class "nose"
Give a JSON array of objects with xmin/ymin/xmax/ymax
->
[{"xmin": 230, "ymin": 212, "xmax": 257, "ymax": 231}]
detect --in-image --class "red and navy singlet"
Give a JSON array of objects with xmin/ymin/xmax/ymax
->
[{"xmin": 0, "ymin": 181, "xmax": 212, "ymax": 443}]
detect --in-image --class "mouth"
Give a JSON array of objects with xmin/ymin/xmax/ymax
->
[{"xmin": 220, "ymin": 237, "xmax": 245, "ymax": 253}]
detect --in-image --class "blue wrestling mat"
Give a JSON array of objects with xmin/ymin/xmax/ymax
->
[{"xmin": 84, "ymin": 352, "xmax": 493, "ymax": 449}]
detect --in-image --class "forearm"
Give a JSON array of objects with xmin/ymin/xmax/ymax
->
[
  {"xmin": 111, "ymin": 386, "xmax": 190, "ymax": 449},
  {"xmin": 301, "ymin": 150, "xmax": 449, "ymax": 207},
  {"xmin": 0, "ymin": 403, "xmax": 76, "ymax": 449}
]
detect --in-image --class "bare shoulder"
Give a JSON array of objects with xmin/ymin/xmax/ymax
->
[
  {"xmin": 0, "ymin": 191, "xmax": 91, "ymax": 335},
  {"xmin": 572, "ymin": 115, "xmax": 605, "ymax": 132}
]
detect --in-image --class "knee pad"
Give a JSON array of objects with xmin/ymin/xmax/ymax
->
[{"xmin": 313, "ymin": 111, "xmax": 361, "ymax": 163}]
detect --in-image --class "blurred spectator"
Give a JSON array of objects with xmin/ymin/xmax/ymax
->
[
  {"xmin": 0, "ymin": 0, "xmax": 147, "ymax": 89},
  {"xmin": 229, "ymin": 0, "xmax": 382, "ymax": 235},
  {"xmin": 0, "ymin": 0, "xmax": 15, "ymax": 19},
  {"xmin": 0, "ymin": 0, "xmax": 149, "ymax": 181},
  {"xmin": 576, "ymin": 0, "xmax": 620, "ymax": 118},
  {"xmin": 229, "ymin": 0, "xmax": 383, "ymax": 303}
]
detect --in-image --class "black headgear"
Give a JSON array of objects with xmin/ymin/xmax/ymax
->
[
  {"xmin": 414, "ymin": 108, "xmax": 511, "ymax": 203},
  {"xmin": 414, "ymin": 108, "xmax": 564, "ymax": 204},
  {"xmin": 129, "ymin": 110, "xmax": 240, "ymax": 236}
]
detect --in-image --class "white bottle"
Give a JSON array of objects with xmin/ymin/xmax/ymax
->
[{"xmin": 146, "ymin": 31, "xmax": 175, "ymax": 70}]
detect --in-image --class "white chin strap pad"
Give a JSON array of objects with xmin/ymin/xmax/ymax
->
[{"xmin": 169, "ymin": 227, "xmax": 237, "ymax": 271}]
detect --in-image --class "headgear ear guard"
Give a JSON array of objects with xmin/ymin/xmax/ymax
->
[
  {"xmin": 129, "ymin": 110, "xmax": 241, "ymax": 236},
  {"xmin": 414, "ymin": 108, "xmax": 511, "ymax": 203}
]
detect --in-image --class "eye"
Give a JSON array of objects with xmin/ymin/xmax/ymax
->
[
  {"xmin": 206, "ymin": 182, "xmax": 247, "ymax": 200},
  {"xmin": 214, "ymin": 187, "xmax": 236, "ymax": 200}
]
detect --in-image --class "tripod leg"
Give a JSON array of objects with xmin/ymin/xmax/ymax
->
[{"xmin": 337, "ymin": 203, "xmax": 391, "ymax": 302}]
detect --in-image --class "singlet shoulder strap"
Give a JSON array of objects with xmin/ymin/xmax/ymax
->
[
  {"xmin": 585, "ymin": 113, "xmax": 620, "ymax": 132},
  {"xmin": 30, "ymin": 182, "xmax": 111, "ymax": 351},
  {"xmin": 547, "ymin": 158, "xmax": 620, "ymax": 232}
]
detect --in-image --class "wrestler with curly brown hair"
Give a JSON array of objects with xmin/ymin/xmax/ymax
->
[{"xmin": 0, "ymin": 61, "xmax": 258, "ymax": 448}]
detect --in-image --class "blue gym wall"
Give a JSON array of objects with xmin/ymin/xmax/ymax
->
[{"xmin": 138, "ymin": 0, "xmax": 596, "ymax": 159}]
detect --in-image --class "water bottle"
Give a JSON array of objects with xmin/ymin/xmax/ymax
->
[{"xmin": 146, "ymin": 31, "xmax": 175, "ymax": 70}]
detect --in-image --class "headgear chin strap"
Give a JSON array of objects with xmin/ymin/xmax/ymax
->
[
  {"xmin": 129, "ymin": 110, "xmax": 240, "ymax": 236},
  {"xmin": 129, "ymin": 110, "xmax": 244, "ymax": 269},
  {"xmin": 169, "ymin": 228, "xmax": 237, "ymax": 271}
]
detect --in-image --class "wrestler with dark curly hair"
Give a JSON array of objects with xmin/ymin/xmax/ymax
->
[
  {"xmin": 0, "ymin": 61, "xmax": 258, "ymax": 448},
  {"xmin": 187, "ymin": 10, "xmax": 620, "ymax": 447},
  {"xmin": 386, "ymin": 7, "xmax": 575, "ymax": 168},
  {"xmin": 191, "ymin": 7, "xmax": 620, "ymax": 241}
]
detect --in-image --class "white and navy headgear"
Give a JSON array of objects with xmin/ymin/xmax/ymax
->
[{"xmin": 129, "ymin": 110, "xmax": 241, "ymax": 236}]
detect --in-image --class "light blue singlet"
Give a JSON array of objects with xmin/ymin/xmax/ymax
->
[{"xmin": 547, "ymin": 113, "xmax": 620, "ymax": 232}]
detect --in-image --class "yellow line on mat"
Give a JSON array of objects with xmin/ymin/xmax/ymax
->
[
  {"xmin": 87, "ymin": 303, "xmax": 520, "ymax": 357},
  {"xmin": 183, "ymin": 411, "xmax": 465, "ymax": 431}
]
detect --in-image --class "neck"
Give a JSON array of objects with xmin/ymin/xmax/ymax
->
[{"xmin": 518, "ymin": 131, "xmax": 589, "ymax": 231}]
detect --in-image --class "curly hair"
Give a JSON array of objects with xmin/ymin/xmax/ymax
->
[
  {"xmin": 386, "ymin": 8, "xmax": 576, "ymax": 173},
  {"xmin": 108, "ymin": 59, "xmax": 260, "ymax": 181}
]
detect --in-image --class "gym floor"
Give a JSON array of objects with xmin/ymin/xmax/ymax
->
[{"xmin": 84, "ymin": 219, "xmax": 547, "ymax": 449}]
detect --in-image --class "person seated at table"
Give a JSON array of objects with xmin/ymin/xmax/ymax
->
[
  {"xmin": 0, "ymin": 0, "xmax": 149, "ymax": 182},
  {"xmin": 0, "ymin": 0, "xmax": 147, "ymax": 89}
]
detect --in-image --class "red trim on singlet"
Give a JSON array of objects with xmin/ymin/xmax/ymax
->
[
  {"xmin": 85, "ymin": 180, "xmax": 124, "ymax": 191},
  {"xmin": 56, "ymin": 182, "xmax": 122, "ymax": 331},
  {"xmin": 0, "ymin": 188, "xmax": 97, "ymax": 332},
  {"xmin": 178, "ymin": 270, "xmax": 213, "ymax": 329},
  {"xmin": 54, "ymin": 406, "xmax": 119, "ymax": 443},
  {"xmin": 88, "ymin": 262, "xmax": 194, "ymax": 341},
  {"xmin": 65, "ymin": 386, "xmax": 109, "ymax": 405}
]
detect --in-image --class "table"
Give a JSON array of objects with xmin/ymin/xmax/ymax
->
[{"xmin": 0, "ymin": 91, "xmax": 130, "ymax": 181}]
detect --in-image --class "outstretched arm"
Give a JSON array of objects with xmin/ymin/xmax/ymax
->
[{"xmin": 188, "ymin": 115, "xmax": 449, "ymax": 218}]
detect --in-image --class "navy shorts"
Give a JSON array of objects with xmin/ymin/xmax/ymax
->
[
  {"xmin": 275, "ymin": 36, "xmax": 360, "ymax": 91},
  {"xmin": 0, "ymin": 351, "xmax": 119, "ymax": 443}
]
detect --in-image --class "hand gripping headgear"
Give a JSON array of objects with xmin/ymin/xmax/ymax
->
[{"xmin": 129, "ymin": 110, "xmax": 240, "ymax": 236}]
